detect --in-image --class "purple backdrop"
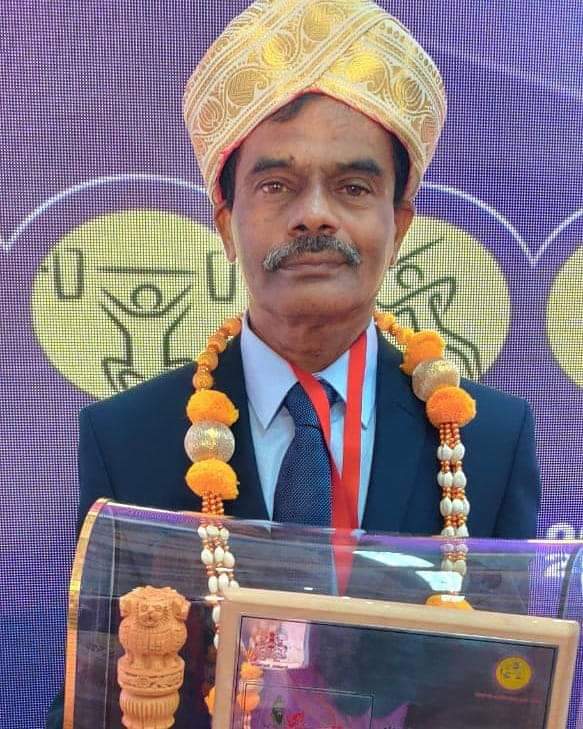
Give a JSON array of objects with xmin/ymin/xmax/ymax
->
[{"xmin": 1, "ymin": 1, "xmax": 582, "ymax": 726}]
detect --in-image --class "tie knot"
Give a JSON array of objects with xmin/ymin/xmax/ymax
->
[{"xmin": 284, "ymin": 380, "xmax": 337, "ymax": 428}]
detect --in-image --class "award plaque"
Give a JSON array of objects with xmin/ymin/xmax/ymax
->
[{"xmin": 214, "ymin": 588, "xmax": 579, "ymax": 729}]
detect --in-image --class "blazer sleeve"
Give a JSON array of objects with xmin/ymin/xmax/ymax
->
[
  {"xmin": 76, "ymin": 405, "xmax": 116, "ymax": 535},
  {"xmin": 45, "ymin": 691, "xmax": 64, "ymax": 729},
  {"xmin": 493, "ymin": 401, "xmax": 541, "ymax": 539}
]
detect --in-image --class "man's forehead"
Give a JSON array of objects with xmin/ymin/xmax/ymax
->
[{"xmin": 237, "ymin": 95, "xmax": 392, "ymax": 173}]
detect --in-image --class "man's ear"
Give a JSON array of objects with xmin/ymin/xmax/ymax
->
[
  {"xmin": 214, "ymin": 202, "xmax": 236, "ymax": 262},
  {"xmin": 389, "ymin": 200, "xmax": 415, "ymax": 267}
]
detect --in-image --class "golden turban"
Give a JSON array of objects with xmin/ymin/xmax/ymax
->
[{"xmin": 183, "ymin": 0, "xmax": 446, "ymax": 205}]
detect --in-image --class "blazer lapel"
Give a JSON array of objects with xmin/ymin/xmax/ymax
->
[
  {"xmin": 362, "ymin": 332, "xmax": 433, "ymax": 533},
  {"xmin": 213, "ymin": 336, "xmax": 269, "ymax": 521}
]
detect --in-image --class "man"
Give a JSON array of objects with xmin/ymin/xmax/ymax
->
[
  {"xmin": 74, "ymin": 0, "xmax": 539, "ymax": 539},
  {"xmin": 48, "ymin": 0, "xmax": 540, "ymax": 726}
]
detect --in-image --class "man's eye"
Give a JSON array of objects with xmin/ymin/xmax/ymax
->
[
  {"xmin": 342, "ymin": 184, "xmax": 370, "ymax": 197},
  {"xmin": 260, "ymin": 181, "xmax": 287, "ymax": 194}
]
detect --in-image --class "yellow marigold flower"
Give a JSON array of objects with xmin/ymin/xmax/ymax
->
[
  {"xmin": 186, "ymin": 459, "xmax": 239, "ymax": 500},
  {"xmin": 401, "ymin": 330, "xmax": 446, "ymax": 376},
  {"xmin": 237, "ymin": 690, "xmax": 261, "ymax": 713},
  {"xmin": 186, "ymin": 390, "xmax": 239, "ymax": 426},
  {"xmin": 240, "ymin": 661, "xmax": 263, "ymax": 681},
  {"xmin": 426, "ymin": 386, "xmax": 476, "ymax": 427}
]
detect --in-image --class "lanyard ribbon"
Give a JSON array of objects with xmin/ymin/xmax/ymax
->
[{"xmin": 290, "ymin": 331, "xmax": 367, "ymax": 593}]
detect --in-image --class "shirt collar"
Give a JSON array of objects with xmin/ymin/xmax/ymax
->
[{"xmin": 241, "ymin": 315, "xmax": 377, "ymax": 431}]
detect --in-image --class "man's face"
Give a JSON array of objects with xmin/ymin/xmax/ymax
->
[{"xmin": 215, "ymin": 95, "xmax": 414, "ymax": 325}]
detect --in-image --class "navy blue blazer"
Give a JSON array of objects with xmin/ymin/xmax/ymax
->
[
  {"xmin": 77, "ymin": 332, "xmax": 540, "ymax": 538},
  {"xmin": 48, "ymin": 333, "xmax": 540, "ymax": 728}
]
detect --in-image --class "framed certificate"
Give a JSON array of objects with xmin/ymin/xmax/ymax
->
[{"xmin": 213, "ymin": 588, "xmax": 579, "ymax": 729}]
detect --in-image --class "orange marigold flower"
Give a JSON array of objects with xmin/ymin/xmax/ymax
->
[
  {"xmin": 374, "ymin": 312, "xmax": 396, "ymax": 331},
  {"xmin": 237, "ymin": 690, "xmax": 261, "ymax": 713},
  {"xmin": 204, "ymin": 686, "xmax": 215, "ymax": 715},
  {"xmin": 186, "ymin": 459, "xmax": 239, "ymax": 500},
  {"xmin": 186, "ymin": 390, "xmax": 239, "ymax": 426},
  {"xmin": 240, "ymin": 661, "xmax": 263, "ymax": 681},
  {"xmin": 426, "ymin": 386, "xmax": 476, "ymax": 427},
  {"xmin": 401, "ymin": 330, "xmax": 446, "ymax": 376},
  {"xmin": 393, "ymin": 325, "xmax": 415, "ymax": 346}
]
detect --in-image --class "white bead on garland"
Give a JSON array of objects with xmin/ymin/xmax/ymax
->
[
  {"xmin": 437, "ymin": 424, "xmax": 469, "ymax": 576},
  {"xmin": 198, "ymin": 520, "xmax": 239, "ymax": 649},
  {"xmin": 376, "ymin": 314, "xmax": 476, "ymax": 594}
]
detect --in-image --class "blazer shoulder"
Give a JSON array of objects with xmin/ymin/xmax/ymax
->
[
  {"xmin": 460, "ymin": 378, "xmax": 535, "ymax": 478},
  {"xmin": 462, "ymin": 377, "xmax": 531, "ymax": 420},
  {"xmin": 80, "ymin": 335, "xmax": 243, "ymax": 434},
  {"xmin": 376, "ymin": 333, "xmax": 530, "ymax": 425},
  {"xmin": 82, "ymin": 363, "xmax": 195, "ymax": 424}
]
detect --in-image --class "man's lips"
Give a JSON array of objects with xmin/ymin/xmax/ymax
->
[{"xmin": 277, "ymin": 252, "xmax": 349, "ymax": 270}]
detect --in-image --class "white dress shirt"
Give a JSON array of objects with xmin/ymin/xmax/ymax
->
[{"xmin": 241, "ymin": 316, "xmax": 378, "ymax": 526}]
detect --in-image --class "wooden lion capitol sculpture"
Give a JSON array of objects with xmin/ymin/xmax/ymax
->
[{"xmin": 117, "ymin": 586, "xmax": 190, "ymax": 729}]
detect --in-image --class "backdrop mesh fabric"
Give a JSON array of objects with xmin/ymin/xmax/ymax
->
[{"xmin": 1, "ymin": 1, "xmax": 582, "ymax": 726}]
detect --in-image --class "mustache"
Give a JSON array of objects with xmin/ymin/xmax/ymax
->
[{"xmin": 262, "ymin": 234, "xmax": 362, "ymax": 272}]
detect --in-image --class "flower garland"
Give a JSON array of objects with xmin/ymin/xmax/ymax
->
[
  {"xmin": 184, "ymin": 312, "xmax": 477, "ymax": 715},
  {"xmin": 374, "ymin": 312, "xmax": 475, "ymax": 611}
]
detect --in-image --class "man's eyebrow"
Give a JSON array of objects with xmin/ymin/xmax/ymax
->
[
  {"xmin": 336, "ymin": 158, "xmax": 383, "ymax": 177},
  {"xmin": 249, "ymin": 157, "xmax": 293, "ymax": 176},
  {"xmin": 247, "ymin": 156, "xmax": 384, "ymax": 177}
]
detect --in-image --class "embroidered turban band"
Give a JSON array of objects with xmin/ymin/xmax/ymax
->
[{"xmin": 183, "ymin": 0, "xmax": 447, "ymax": 205}]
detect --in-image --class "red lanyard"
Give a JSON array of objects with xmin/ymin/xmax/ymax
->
[
  {"xmin": 291, "ymin": 331, "xmax": 367, "ymax": 531},
  {"xmin": 290, "ymin": 331, "xmax": 367, "ymax": 593}
]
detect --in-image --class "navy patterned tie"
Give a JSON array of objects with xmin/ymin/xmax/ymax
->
[{"xmin": 273, "ymin": 380, "xmax": 337, "ymax": 526}]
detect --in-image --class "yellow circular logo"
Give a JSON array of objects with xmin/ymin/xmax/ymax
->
[
  {"xmin": 377, "ymin": 216, "xmax": 510, "ymax": 379},
  {"xmin": 495, "ymin": 656, "xmax": 533, "ymax": 692},
  {"xmin": 546, "ymin": 247, "xmax": 583, "ymax": 388},
  {"xmin": 32, "ymin": 209, "xmax": 247, "ymax": 398}
]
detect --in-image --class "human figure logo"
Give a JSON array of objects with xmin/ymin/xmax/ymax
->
[
  {"xmin": 378, "ymin": 216, "xmax": 510, "ymax": 380},
  {"xmin": 32, "ymin": 209, "xmax": 247, "ymax": 398}
]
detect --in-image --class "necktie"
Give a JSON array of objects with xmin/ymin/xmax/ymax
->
[{"xmin": 273, "ymin": 380, "xmax": 337, "ymax": 527}]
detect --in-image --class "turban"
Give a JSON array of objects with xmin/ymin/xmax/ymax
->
[{"xmin": 183, "ymin": 0, "xmax": 446, "ymax": 205}]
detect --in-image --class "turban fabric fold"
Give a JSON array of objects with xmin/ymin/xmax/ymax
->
[{"xmin": 183, "ymin": 0, "xmax": 446, "ymax": 204}]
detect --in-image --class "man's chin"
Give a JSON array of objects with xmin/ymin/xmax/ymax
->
[{"xmin": 266, "ymin": 290, "xmax": 362, "ymax": 321}]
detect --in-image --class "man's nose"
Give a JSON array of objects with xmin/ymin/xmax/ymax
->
[{"xmin": 287, "ymin": 182, "xmax": 339, "ymax": 236}]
